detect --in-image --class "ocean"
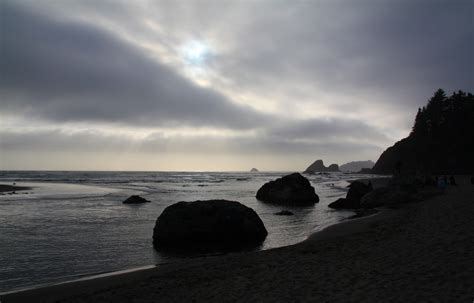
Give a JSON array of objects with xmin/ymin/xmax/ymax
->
[{"xmin": 0, "ymin": 171, "xmax": 371, "ymax": 293}]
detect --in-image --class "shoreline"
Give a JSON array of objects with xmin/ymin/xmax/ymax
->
[
  {"xmin": 2, "ymin": 176, "xmax": 473, "ymax": 302},
  {"xmin": 0, "ymin": 177, "xmax": 384, "ymax": 297},
  {"xmin": 0, "ymin": 206, "xmax": 385, "ymax": 298}
]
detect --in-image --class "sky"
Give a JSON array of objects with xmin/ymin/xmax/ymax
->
[{"xmin": 1, "ymin": 0, "xmax": 473, "ymax": 171}]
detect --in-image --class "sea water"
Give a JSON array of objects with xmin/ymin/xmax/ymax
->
[{"xmin": 0, "ymin": 171, "xmax": 372, "ymax": 293}]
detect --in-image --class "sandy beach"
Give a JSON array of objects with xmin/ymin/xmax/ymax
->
[{"xmin": 2, "ymin": 177, "xmax": 473, "ymax": 302}]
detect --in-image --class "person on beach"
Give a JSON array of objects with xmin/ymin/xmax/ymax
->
[
  {"xmin": 394, "ymin": 160, "xmax": 402, "ymax": 176},
  {"xmin": 449, "ymin": 175, "xmax": 457, "ymax": 186},
  {"xmin": 437, "ymin": 177, "xmax": 447, "ymax": 193}
]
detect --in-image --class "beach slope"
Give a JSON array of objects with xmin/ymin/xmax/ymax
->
[{"xmin": 2, "ymin": 178, "xmax": 473, "ymax": 302}]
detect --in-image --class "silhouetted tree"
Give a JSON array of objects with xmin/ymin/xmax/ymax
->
[{"xmin": 373, "ymin": 88, "xmax": 474, "ymax": 174}]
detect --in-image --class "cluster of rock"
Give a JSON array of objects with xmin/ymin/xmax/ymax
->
[
  {"xmin": 328, "ymin": 177, "xmax": 424, "ymax": 210},
  {"xmin": 256, "ymin": 173, "xmax": 319, "ymax": 206},
  {"xmin": 303, "ymin": 160, "xmax": 339, "ymax": 174},
  {"xmin": 148, "ymin": 170, "xmax": 436, "ymax": 252},
  {"xmin": 150, "ymin": 171, "xmax": 435, "ymax": 252},
  {"xmin": 151, "ymin": 172, "xmax": 320, "ymax": 251}
]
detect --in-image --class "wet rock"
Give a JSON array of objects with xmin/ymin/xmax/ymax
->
[
  {"xmin": 153, "ymin": 200, "xmax": 267, "ymax": 252},
  {"xmin": 274, "ymin": 210, "xmax": 294, "ymax": 216},
  {"xmin": 256, "ymin": 173, "xmax": 319, "ymax": 206},
  {"xmin": 123, "ymin": 195, "xmax": 150, "ymax": 204}
]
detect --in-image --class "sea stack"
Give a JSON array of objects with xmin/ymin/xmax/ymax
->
[
  {"xmin": 304, "ymin": 160, "xmax": 339, "ymax": 174},
  {"xmin": 250, "ymin": 168, "xmax": 259, "ymax": 172}
]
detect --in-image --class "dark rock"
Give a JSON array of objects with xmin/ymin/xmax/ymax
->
[
  {"xmin": 303, "ymin": 160, "xmax": 340, "ymax": 173},
  {"xmin": 328, "ymin": 198, "xmax": 359, "ymax": 209},
  {"xmin": 328, "ymin": 181, "xmax": 373, "ymax": 209},
  {"xmin": 274, "ymin": 210, "xmax": 294, "ymax": 216},
  {"xmin": 346, "ymin": 181, "xmax": 373, "ymax": 202},
  {"xmin": 250, "ymin": 168, "xmax": 259, "ymax": 172},
  {"xmin": 153, "ymin": 200, "xmax": 267, "ymax": 252},
  {"xmin": 358, "ymin": 168, "xmax": 373, "ymax": 174},
  {"xmin": 123, "ymin": 195, "xmax": 150, "ymax": 204},
  {"xmin": 256, "ymin": 173, "xmax": 319, "ymax": 206}
]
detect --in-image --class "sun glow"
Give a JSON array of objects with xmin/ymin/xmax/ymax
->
[{"xmin": 182, "ymin": 40, "xmax": 210, "ymax": 66}]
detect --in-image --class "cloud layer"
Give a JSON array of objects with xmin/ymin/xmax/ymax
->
[{"xmin": 1, "ymin": 0, "xmax": 472, "ymax": 170}]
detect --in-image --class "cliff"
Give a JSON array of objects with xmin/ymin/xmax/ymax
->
[{"xmin": 372, "ymin": 89, "xmax": 474, "ymax": 175}]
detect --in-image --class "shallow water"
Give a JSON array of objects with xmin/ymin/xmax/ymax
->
[{"xmin": 0, "ymin": 171, "xmax": 373, "ymax": 293}]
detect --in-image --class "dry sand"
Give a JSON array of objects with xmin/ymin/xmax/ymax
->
[{"xmin": 2, "ymin": 177, "xmax": 473, "ymax": 302}]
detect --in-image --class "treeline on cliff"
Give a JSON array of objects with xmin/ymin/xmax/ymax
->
[{"xmin": 372, "ymin": 89, "xmax": 474, "ymax": 175}]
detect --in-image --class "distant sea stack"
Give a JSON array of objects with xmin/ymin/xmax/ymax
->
[
  {"xmin": 250, "ymin": 168, "xmax": 259, "ymax": 172},
  {"xmin": 372, "ymin": 89, "xmax": 474, "ymax": 175},
  {"xmin": 340, "ymin": 160, "xmax": 375, "ymax": 172},
  {"xmin": 303, "ymin": 160, "xmax": 339, "ymax": 174}
]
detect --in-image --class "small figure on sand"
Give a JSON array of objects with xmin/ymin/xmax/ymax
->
[
  {"xmin": 437, "ymin": 176, "xmax": 447, "ymax": 193},
  {"xmin": 394, "ymin": 160, "xmax": 402, "ymax": 176},
  {"xmin": 449, "ymin": 175, "xmax": 457, "ymax": 186}
]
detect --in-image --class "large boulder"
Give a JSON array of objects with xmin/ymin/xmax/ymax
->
[
  {"xmin": 328, "ymin": 181, "xmax": 373, "ymax": 209},
  {"xmin": 347, "ymin": 181, "xmax": 373, "ymax": 201},
  {"xmin": 328, "ymin": 198, "xmax": 359, "ymax": 209},
  {"xmin": 153, "ymin": 200, "xmax": 267, "ymax": 252},
  {"xmin": 123, "ymin": 195, "xmax": 150, "ymax": 204},
  {"xmin": 256, "ymin": 173, "xmax": 319, "ymax": 206}
]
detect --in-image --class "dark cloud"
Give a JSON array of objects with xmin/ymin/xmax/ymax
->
[
  {"xmin": 213, "ymin": 0, "xmax": 473, "ymax": 110},
  {"xmin": 0, "ymin": 2, "xmax": 269, "ymax": 129},
  {"xmin": 1, "ymin": 0, "xmax": 472, "ymax": 170}
]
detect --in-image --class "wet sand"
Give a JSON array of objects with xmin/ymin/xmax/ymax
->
[
  {"xmin": 2, "ymin": 177, "xmax": 473, "ymax": 302},
  {"xmin": 0, "ymin": 184, "xmax": 32, "ymax": 193}
]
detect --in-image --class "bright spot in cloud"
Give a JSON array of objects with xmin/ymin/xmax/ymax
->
[
  {"xmin": 182, "ymin": 40, "xmax": 210, "ymax": 66},
  {"xmin": 180, "ymin": 40, "xmax": 213, "ymax": 83}
]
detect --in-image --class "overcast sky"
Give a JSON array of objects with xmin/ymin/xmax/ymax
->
[{"xmin": 1, "ymin": 0, "xmax": 473, "ymax": 171}]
